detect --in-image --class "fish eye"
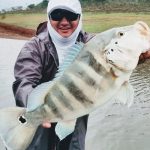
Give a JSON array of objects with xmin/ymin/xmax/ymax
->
[
  {"xmin": 118, "ymin": 32, "xmax": 124, "ymax": 36},
  {"xmin": 111, "ymin": 49, "xmax": 114, "ymax": 52},
  {"xmin": 108, "ymin": 59, "xmax": 114, "ymax": 64}
]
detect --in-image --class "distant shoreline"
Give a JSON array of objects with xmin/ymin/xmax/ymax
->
[{"xmin": 0, "ymin": 22, "xmax": 35, "ymax": 39}]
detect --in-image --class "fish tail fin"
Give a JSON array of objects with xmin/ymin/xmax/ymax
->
[{"xmin": 0, "ymin": 107, "xmax": 38, "ymax": 150}]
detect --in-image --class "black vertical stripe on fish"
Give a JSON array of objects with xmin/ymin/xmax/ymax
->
[
  {"xmin": 51, "ymin": 85, "xmax": 74, "ymax": 111},
  {"xmin": 78, "ymin": 51, "xmax": 106, "ymax": 75},
  {"xmin": 70, "ymin": 64, "xmax": 97, "ymax": 88},
  {"xmin": 45, "ymin": 93, "xmax": 63, "ymax": 119},
  {"xmin": 60, "ymin": 74, "xmax": 93, "ymax": 106}
]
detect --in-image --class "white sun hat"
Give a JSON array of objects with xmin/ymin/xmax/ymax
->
[{"xmin": 47, "ymin": 0, "xmax": 82, "ymax": 14}]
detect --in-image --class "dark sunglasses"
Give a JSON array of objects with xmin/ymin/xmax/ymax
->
[{"xmin": 49, "ymin": 9, "xmax": 80, "ymax": 21}]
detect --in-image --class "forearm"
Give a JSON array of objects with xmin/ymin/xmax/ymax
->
[
  {"xmin": 13, "ymin": 78, "xmax": 37, "ymax": 107},
  {"xmin": 13, "ymin": 39, "xmax": 43, "ymax": 107}
]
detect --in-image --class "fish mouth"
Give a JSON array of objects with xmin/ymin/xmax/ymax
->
[
  {"xmin": 104, "ymin": 51, "xmax": 126, "ymax": 71},
  {"xmin": 106, "ymin": 57, "xmax": 114, "ymax": 65},
  {"xmin": 104, "ymin": 50, "xmax": 114, "ymax": 65}
]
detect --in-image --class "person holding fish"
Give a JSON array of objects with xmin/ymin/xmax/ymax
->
[
  {"xmin": 12, "ymin": 0, "xmax": 93, "ymax": 149},
  {"xmin": 11, "ymin": 0, "xmax": 150, "ymax": 150}
]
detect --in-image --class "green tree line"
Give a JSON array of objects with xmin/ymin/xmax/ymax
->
[
  {"xmin": 1, "ymin": 0, "xmax": 150, "ymax": 14},
  {"xmin": 80, "ymin": 0, "xmax": 150, "ymax": 2},
  {"xmin": 28, "ymin": 0, "xmax": 150, "ymax": 10}
]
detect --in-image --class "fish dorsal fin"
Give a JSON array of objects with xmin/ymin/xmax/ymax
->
[{"xmin": 55, "ymin": 42, "xmax": 84, "ymax": 78}]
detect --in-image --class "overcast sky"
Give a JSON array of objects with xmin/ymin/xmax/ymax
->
[{"xmin": 0, "ymin": 0, "xmax": 43, "ymax": 11}]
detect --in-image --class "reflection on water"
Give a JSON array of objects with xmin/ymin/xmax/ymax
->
[
  {"xmin": 86, "ymin": 60, "xmax": 150, "ymax": 150},
  {"xmin": 130, "ymin": 60, "xmax": 150, "ymax": 103}
]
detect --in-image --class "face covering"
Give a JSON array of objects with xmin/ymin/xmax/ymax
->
[
  {"xmin": 47, "ymin": 0, "xmax": 82, "ymax": 64},
  {"xmin": 47, "ymin": 0, "xmax": 82, "ymax": 47}
]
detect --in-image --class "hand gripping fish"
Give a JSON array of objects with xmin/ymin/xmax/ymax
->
[{"xmin": 0, "ymin": 21, "xmax": 150, "ymax": 150}]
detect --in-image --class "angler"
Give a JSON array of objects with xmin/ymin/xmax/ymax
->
[{"xmin": 0, "ymin": 21, "xmax": 150, "ymax": 150}]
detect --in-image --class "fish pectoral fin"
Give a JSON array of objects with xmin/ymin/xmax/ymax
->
[
  {"xmin": 114, "ymin": 82, "xmax": 134, "ymax": 107},
  {"xmin": 27, "ymin": 81, "xmax": 53, "ymax": 111},
  {"xmin": 55, "ymin": 119, "xmax": 76, "ymax": 140}
]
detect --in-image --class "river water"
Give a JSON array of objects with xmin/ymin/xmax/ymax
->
[
  {"xmin": 0, "ymin": 38, "xmax": 27, "ymax": 108},
  {"xmin": 0, "ymin": 38, "xmax": 150, "ymax": 150},
  {"xmin": 86, "ymin": 59, "xmax": 150, "ymax": 150}
]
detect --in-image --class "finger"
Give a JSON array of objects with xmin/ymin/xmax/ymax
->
[{"xmin": 42, "ymin": 122, "xmax": 51, "ymax": 128}]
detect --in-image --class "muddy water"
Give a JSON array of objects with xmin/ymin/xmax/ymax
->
[{"xmin": 86, "ymin": 60, "xmax": 150, "ymax": 150}]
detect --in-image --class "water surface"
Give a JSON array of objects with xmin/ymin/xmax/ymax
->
[
  {"xmin": 86, "ymin": 59, "xmax": 150, "ymax": 150},
  {"xmin": 0, "ymin": 38, "xmax": 27, "ymax": 107}
]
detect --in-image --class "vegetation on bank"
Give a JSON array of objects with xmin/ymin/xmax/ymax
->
[
  {"xmin": 0, "ymin": 12, "xmax": 150, "ymax": 33},
  {"xmin": 1, "ymin": 0, "xmax": 150, "ymax": 13},
  {"xmin": 81, "ymin": 0, "xmax": 150, "ymax": 13},
  {"xmin": 0, "ymin": 0, "xmax": 150, "ymax": 33}
]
